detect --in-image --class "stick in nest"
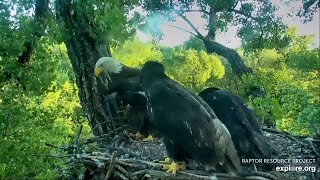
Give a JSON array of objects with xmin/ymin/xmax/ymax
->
[
  {"xmin": 104, "ymin": 151, "xmax": 117, "ymax": 180},
  {"xmin": 262, "ymin": 127, "xmax": 320, "ymax": 156}
]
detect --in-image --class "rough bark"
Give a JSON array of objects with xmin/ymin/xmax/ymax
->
[
  {"xmin": 56, "ymin": 0, "xmax": 113, "ymax": 136},
  {"xmin": 18, "ymin": 0, "xmax": 49, "ymax": 64}
]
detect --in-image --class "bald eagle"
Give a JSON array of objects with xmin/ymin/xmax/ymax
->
[
  {"xmin": 94, "ymin": 57, "xmax": 156, "ymax": 140},
  {"xmin": 198, "ymin": 87, "xmax": 273, "ymax": 161},
  {"xmin": 140, "ymin": 61, "xmax": 241, "ymax": 175},
  {"xmin": 94, "ymin": 57, "xmax": 141, "ymax": 89}
]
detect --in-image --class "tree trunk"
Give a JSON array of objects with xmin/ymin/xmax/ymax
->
[
  {"xmin": 203, "ymin": 38, "xmax": 253, "ymax": 77},
  {"xmin": 203, "ymin": 37, "xmax": 267, "ymax": 97},
  {"xmin": 203, "ymin": 7, "xmax": 252, "ymax": 78},
  {"xmin": 56, "ymin": 0, "xmax": 113, "ymax": 136},
  {"xmin": 18, "ymin": 0, "xmax": 49, "ymax": 64}
]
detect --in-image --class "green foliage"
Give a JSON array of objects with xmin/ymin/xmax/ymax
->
[
  {"xmin": 112, "ymin": 38, "xmax": 163, "ymax": 67},
  {"xmin": 0, "ymin": 37, "xmax": 91, "ymax": 178},
  {"xmin": 242, "ymin": 26, "xmax": 316, "ymax": 53},
  {"xmin": 276, "ymin": 83, "xmax": 320, "ymax": 136},
  {"xmin": 0, "ymin": 1, "xmax": 33, "ymax": 57},
  {"xmin": 0, "ymin": 79, "xmax": 89, "ymax": 179},
  {"xmin": 239, "ymin": 21, "xmax": 291, "ymax": 53},
  {"xmin": 163, "ymin": 48, "xmax": 225, "ymax": 92},
  {"xmin": 245, "ymin": 49, "xmax": 285, "ymax": 69},
  {"xmin": 282, "ymin": 0, "xmax": 320, "ymax": 22},
  {"xmin": 287, "ymin": 48, "xmax": 320, "ymax": 72},
  {"xmin": 0, "ymin": 0, "xmax": 319, "ymax": 178},
  {"xmin": 74, "ymin": 0, "xmax": 140, "ymax": 48},
  {"xmin": 112, "ymin": 38, "xmax": 225, "ymax": 93},
  {"xmin": 283, "ymin": 27, "xmax": 315, "ymax": 53},
  {"xmin": 182, "ymin": 36, "xmax": 206, "ymax": 51},
  {"xmin": 242, "ymin": 53, "xmax": 320, "ymax": 136}
]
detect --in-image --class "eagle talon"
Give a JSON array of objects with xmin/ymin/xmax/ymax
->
[
  {"xmin": 129, "ymin": 132, "xmax": 153, "ymax": 141},
  {"xmin": 142, "ymin": 135, "xmax": 154, "ymax": 142},
  {"xmin": 162, "ymin": 161, "xmax": 186, "ymax": 175},
  {"xmin": 129, "ymin": 132, "xmax": 144, "ymax": 139},
  {"xmin": 160, "ymin": 157, "xmax": 172, "ymax": 164}
]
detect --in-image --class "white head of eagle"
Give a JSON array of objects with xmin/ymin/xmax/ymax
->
[{"xmin": 94, "ymin": 57, "xmax": 123, "ymax": 76}]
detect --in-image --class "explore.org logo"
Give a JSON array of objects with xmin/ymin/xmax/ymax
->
[
  {"xmin": 241, "ymin": 158, "xmax": 318, "ymax": 173},
  {"xmin": 275, "ymin": 165, "xmax": 317, "ymax": 173}
]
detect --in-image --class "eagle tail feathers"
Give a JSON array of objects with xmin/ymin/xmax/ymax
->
[
  {"xmin": 224, "ymin": 139, "xmax": 242, "ymax": 175},
  {"xmin": 251, "ymin": 131, "xmax": 272, "ymax": 158}
]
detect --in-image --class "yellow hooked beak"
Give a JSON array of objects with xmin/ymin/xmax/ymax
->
[{"xmin": 94, "ymin": 67, "xmax": 104, "ymax": 77}]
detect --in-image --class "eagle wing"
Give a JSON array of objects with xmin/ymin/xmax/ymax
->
[
  {"xmin": 231, "ymin": 94, "xmax": 271, "ymax": 157},
  {"xmin": 207, "ymin": 90, "xmax": 271, "ymax": 159},
  {"xmin": 163, "ymin": 80, "xmax": 240, "ymax": 173}
]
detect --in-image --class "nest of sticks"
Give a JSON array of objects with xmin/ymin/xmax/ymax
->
[{"xmin": 46, "ymin": 125, "xmax": 319, "ymax": 180}]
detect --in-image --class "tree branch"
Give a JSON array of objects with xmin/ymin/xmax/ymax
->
[
  {"xmin": 303, "ymin": 0, "xmax": 319, "ymax": 11},
  {"xmin": 167, "ymin": 24, "xmax": 198, "ymax": 37},
  {"xmin": 74, "ymin": 124, "xmax": 83, "ymax": 154},
  {"xmin": 230, "ymin": 9, "xmax": 260, "ymax": 21},
  {"xmin": 202, "ymin": 39, "xmax": 253, "ymax": 76},
  {"xmin": 171, "ymin": 9, "xmax": 205, "ymax": 40},
  {"xmin": 104, "ymin": 151, "xmax": 117, "ymax": 180},
  {"xmin": 231, "ymin": 0, "xmax": 240, "ymax": 10},
  {"xmin": 183, "ymin": 9, "xmax": 210, "ymax": 15},
  {"xmin": 230, "ymin": 8, "xmax": 264, "ymax": 48}
]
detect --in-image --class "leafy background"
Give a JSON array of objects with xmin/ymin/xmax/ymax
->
[{"xmin": 0, "ymin": 0, "xmax": 319, "ymax": 179}]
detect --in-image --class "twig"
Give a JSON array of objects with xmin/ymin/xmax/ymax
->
[
  {"xmin": 146, "ymin": 170, "xmax": 191, "ymax": 180},
  {"xmin": 81, "ymin": 154, "xmax": 110, "ymax": 161},
  {"xmin": 73, "ymin": 125, "xmax": 83, "ymax": 155},
  {"xmin": 91, "ymin": 151, "xmax": 112, "ymax": 157},
  {"xmin": 129, "ymin": 169, "xmax": 150, "ymax": 177},
  {"xmin": 261, "ymin": 128, "xmax": 316, "ymax": 139},
  {"xmin": 115, "ymin": 164, "xmax": 129, "ymax": 176},
  {"xmin": 141, "ymin": 166, "xmax": 157, "ymax": 180},
  {"xmin": 30, "ymin": 154, "xmax": 72, "ymax": 158},
  {"xmin": 251, "ymin": 171, "xmax": 278, "ymax": 180},
  {"xmin": 120, "ymin": 158, "xmax": 163, "ymax": 167},
  {"xmin": 261, "ymin": 128, "xmax": 288, "ymax": 134},
  {"xmin": 80, "ymin": 153, "xmax": 162, "ymax": 169},
  {"xmin": 146, "ymin": 169, "xmax": 276, "ymax": 180},
  {"xmin": 117, "ymin": 160, "xmax": 142, "ymax": 168},
  {"xmin": 115, "ymin": 171, "xmax": 129, "ymax": 180},
  {"xmin": 105, "ymin": 96, "xmax": 114, "ymax": 121},
  {"xmin": 305, "ymin": 139, "xmax": 320, "ymax": 157},
  {"xmin": 171, "ymin": 8, "xmax": 205, "ymax": 39},
  {"xmin": 45, "ymin": 143, "xmax": 62, "ymax": 149},
  {"xmin": 58, "ymin": 151, "xmax": 278, "ymax": 180},
  {"xmin": 167, "ymin": 24, "xmax": 198, "ymax": 37},
  {"xmin": 75, "ymin": 125, "xmax": 83, "ymax": 145},
  {"xmin": 179, "ymin": 171, "xmax": 219, "ymax": 180},
  {"xmin": 184, "ymin": 9, "xmax": 210, "ymax": 15},
  {"xmin": 75, "ymin": 125, "xmax": 83, "ymax": 143},
  {"xmin": 262, "ymin": 128, "xmax": 303, "ymax": 142},
  {"xmin": 104, "ymin": 151, "xmax": 117, "ymax": 180},
  {"xmin": 262, "ymin": 128, "xmax": 320, "ymax": 157},
  {"xmin": 262, "ymin": 128, "xmax": 313, "ymax": 146},
  {"xmin": 180, "ymin": 170, "xmax": 273, "ymax": 180},
  {"xmin": 77, "ymin": 159, "xmax": 98, "ymax": 167},
  {"xmin": 83, "ymin": 126, "xmax": 123, "ymax": 144}
]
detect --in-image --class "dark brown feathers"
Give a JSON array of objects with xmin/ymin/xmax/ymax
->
[
  {"xmin": 199, "ymin": 87, "xmax": 273, "ymax": 160},
  {"xmin": 140, "ymin": 61, "xmax": 241, "ymax": 175}
]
